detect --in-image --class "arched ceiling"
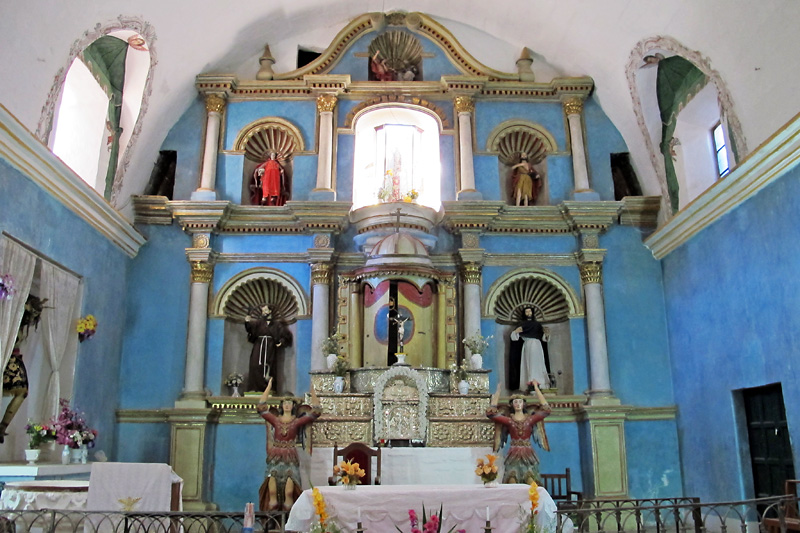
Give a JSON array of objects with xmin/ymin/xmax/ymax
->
[{"xmin": 1, "ymin": 1, "xmax": 798, "ymax": 217}]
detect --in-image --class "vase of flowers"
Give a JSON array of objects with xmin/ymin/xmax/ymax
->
[
  {"xmin": 321, "ymin": 333, "xmax": 343, "ymax": 370},
  {"xmin": 225, "ymin": 372, "xmax": 244, "ymax": 397},
  {"xmin": 76, "ymin": 315, "xmax": 97, "ymax": 342},
  {"xmin": 0, "ymin": 274, "xmax": 15, "ymax": 301},
  {"xmin": 452, "ymin": 363, "xmax": 469, "ymax": 394},
  {"xmin": 332, "ymin": 459, "xmax": 365, "ymax": 489},
  {"xmin": 475, "ymin": 454, "xmax": 499, "ymax": 487},
  {"xmin": 332, "ymin": 355, "xmax": 349, "ymax": 393},
  {"xmin": 52, "ymin": 398, "xmax": 97, "ymax": 462},
  {"xmin": 462, "ymin": 331, "xmax": 492, "ymax": 365}
]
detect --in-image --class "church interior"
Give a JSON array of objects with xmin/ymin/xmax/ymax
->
[{"xmin": 1, "ymin": 0, "xmax": 799, "ymax": 521}]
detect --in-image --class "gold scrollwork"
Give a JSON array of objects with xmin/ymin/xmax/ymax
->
[
  {"xmin": 311, "ymin": 263, "xmax": 333, "ymax": 285},
  {"xmin": 191, "ymin": 261, "xmax": 214, "ymax": 283},
  {"xmin": 563, "ymin": 97, "xmax": 584, "ymax": 116},
  {"xmin": 454, "ymin": 95, "xmax": 475, "ymax": 114},
  {"xmin": 205, "ymin": 94, "xmax": 226, "ymax": 114},
  {"xmin": 580, "ymin": 262, "xmax": 603, "ymax": 285},
  {"xmin": 317, "ymin": 94, "xmax": 338, "ymax": 113},
  {"xmin": 461, "ymin": 263, "xmax": 482, "ymax": 285}
]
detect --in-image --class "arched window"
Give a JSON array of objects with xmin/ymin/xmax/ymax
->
[
  {"xmin": 352, "ymin": 107, "xmax": 441, "ymax": 210},
  {"xmin": 50, "ymin": 30, "xmax": 150, "ymax": 200}
]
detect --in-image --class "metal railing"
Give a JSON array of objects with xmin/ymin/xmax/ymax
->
[{"xmin": 1, "ymin": 496, "xmax": 798, "ymax": 533}]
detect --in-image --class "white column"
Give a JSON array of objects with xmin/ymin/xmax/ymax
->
[
  {"xmin": 462, "ymin": 263, "xmax": 482, "ymax": 356},
  {"xmin": 581, "ymin": 262, "xmax": 612, "ymax": 397},
  {"xmin": 179, "ymin": 261, "xmax": 213, "ymax": 406},
  {"xmin": 314, "ymin": 94, "xmax": 337, "ymax": 193},
  {"xmin": 456, "ymin": 96, "xmax": 477, "ymax": 194},
  {"xmin": 310, "ymin": 263, "xmax": 332, "ymax": 371},
  {"xmin": 564, "ymin": 98, "xmax": 591, "ymax": 192},
  {"xmin": 192, "ymin": 94, "xmax": 226, "ymax": 201}
]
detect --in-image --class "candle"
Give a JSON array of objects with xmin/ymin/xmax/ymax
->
[
  {"xmin": 486, "ymin": 506, "xmax": 490, "ymax": 521},
  {"xmin": 358, "ymin": 507, "xmax": 362, "ymax": 520}
]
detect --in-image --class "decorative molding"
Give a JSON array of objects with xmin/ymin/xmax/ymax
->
[
  {"xmin": 344, "ymin": 95, "xmax": 449, "ymax": 129},
  {"xmin": 211, "ymin": 266, "xmax": 309, "ymax": 320},
  {"xmin": 311, "ymin": 263, "xmax": 333, "ymax": 285},
  {"xmin": 190, "ymin": 261, "xmax": 214, "ymax": 283},
  {"xmin": 483, "ymin": 253, "xmax": 576, "ymax": 267},
  {"xmin": 0, "ymin": 104, "xmax": 146, "ymax": 257},
  {"xmin": 486, "ymin": 120, "xmax": 558, "ymax": 163},
  {"xmin": 645, "ymin": 112, "xmax": 800, "ymax": 258},
  {"xmin": 483, "ymin": 267, "xmax": 584, "ymax": 319},
  {"xmin": 579, "ymin": 262, "xmax": 603, "ymax": 285},
  {"xmin": 316, "ymin": 94, "xmax": 338, "ymax": 113},
  {"xmin": 461, "ymin": 263, "xmax": 481, "ymax": 284},
  {"xmin": 192, "ymin": 234, "xmax": 210, "ymax": 249},
  {"xmin": 232, "ymin": 116, "xmax": 305, "ymax": 156},
  {"xmin": 36, "ymin": 16, "xmax": 158, "ymax": 208}
]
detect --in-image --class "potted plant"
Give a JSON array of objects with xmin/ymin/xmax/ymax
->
[
  {"xmin": 462, "ymin": 331, "xmax": 492, "ymax": 369},
  {"xmin": 332, "ymin": 355, "xmax": 350, "ymax": 393},
  {"xmin": 24, "ymin": 421, "xmax": 56, "ymax": 464}
]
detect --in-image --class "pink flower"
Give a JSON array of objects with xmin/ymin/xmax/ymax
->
[{"xmin": 408, "ymin": 509, "xmax": 418, "ymax": 528}]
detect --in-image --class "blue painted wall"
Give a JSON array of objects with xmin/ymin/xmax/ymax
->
[
  {"xmin": 0, "ymin": 158, "xmax": 131, "ymax": 460},
  {"xmin": 663, "ymin": 166, "xmax": 800, "ymax": 501}
]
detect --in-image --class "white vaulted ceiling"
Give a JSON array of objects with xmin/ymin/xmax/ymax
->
[{"xmin": 1, "ymin": 1, "xmax": 798, "ymax": 215}]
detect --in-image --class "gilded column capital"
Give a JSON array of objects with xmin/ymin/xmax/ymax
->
[
  {"xmin": 311, "ymin": 263, "xmax": 333, "ymax": 285},
  {"xmin": 454, "ymin": 95, "xmax": 475, "ymax": 114},
  {"xmin": 317, "ymin": 94, "xmax": 338, "ymax": 113},
  {"xmin": 205, "ymin": 94, "xmax": 226, "ymax": 114},
  {"xmin": 580, "ymin": 262, "xmax": 603, "ymax": 285},
  {"xmin": 563, "ymin": 97, "xmax": 584, "ymax": 116},
  {"xmin": 461, "ymin": 263, "xmax": 482, "ymax": 285},
  {"xmin": 191, "ymin": 261, "xmax": 214, "ymax": 283}
]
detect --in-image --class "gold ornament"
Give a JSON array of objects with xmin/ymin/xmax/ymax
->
[
  {"xmin": 311, "ymin": 263, "xmax": 333, "ymax": 285},
  {"xmin": 580, "ymin": 262, "xmax": 602, "ymax": 285},
  {"xmin": 461, "ymin": 263, "xmax": 482, "ymax": 284},
  {"xmin": 563, "ymin": 97, "xmax": 584, "ymax": 116},
  {"xmin": 454, "ymin": 95, "xmax": 475, "ymax": 114},
  {"xmin": 191, "ymin": 261, "xmax": 214, "ymax": 283},
  {"xmin": 317, "ymin": 94, "xmax": 338, "ymax": 113},
  {"xmin": 205, "ymin": 94, "xmax": 226, "ymax": 114}
]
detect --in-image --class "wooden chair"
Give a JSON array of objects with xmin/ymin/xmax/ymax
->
[
  {"xmin": 328, "ymin": 442, "xmax": 381, "ymax": 486},
  {"xmin": 763, "ymin": 480, "xmax": 800, "ymax": 533},
  {"xmin": 540, "ymin": 468, "xmax": 583, "ymax": 510}
]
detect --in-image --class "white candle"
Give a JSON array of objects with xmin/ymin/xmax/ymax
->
[
  {"xmin": 486, "ymin": 506, "xmax": 490, "ymax": 521},
  {"xmin": 358, "ymin": 507, "xmax": 362, "ymax": 520}
]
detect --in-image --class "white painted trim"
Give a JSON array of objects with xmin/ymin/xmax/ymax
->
[
  {"xmin": 0, "ymin": 103, "xmax": 145, "ymax": 258},
  {"xmin": 645, "ymin": 112, "xmax": 800, "ymax": 259}
]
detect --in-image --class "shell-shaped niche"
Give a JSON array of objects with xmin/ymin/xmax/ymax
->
[
  {"xmin": 243, "ymin": 126, "xmax": 297, "ymax": 163},
  {"xmin": 497, "ymin": 130, "xmax": 548, "ymax": 166},
  {"xmin": 494, "ymin": 277, "xmax": 570, "ymax": 324},
  {"xmin": 368, "ymin": 31, "xmax": 423, "ymax": 80},
  {"xmin": 224, "ymin": 278, "xmax": 299, "ymax": 324}
]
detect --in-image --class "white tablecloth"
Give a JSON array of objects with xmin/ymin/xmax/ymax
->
[
  {"xmin": 0, "ymin": 480, "xmax": 90, "ymax": 510},
  {"xmin": 286, "ymin": 484, "xmax": 557, "ymax": 533}
]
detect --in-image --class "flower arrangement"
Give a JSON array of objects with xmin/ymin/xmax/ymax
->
[
  {"xmin": 320, "ymin": 332, "xmax": 343, "ymax": 355},
  {"xmin": 25, "ymin": 420, "xmax": 56, "ymax": 449},
  {"xmin": 225, "ymin": 372, "xmax": 243, "ymax": 388},
  {"xmin": 522, "ymin": 481, "xmax": 541, "ymax": 533},
  {"xmin": 332, "ymin": 355, "xmax": 350, "ymax": 378},
  {"xmin": 475, "ymin": 453, "xmax": 499, "ymax": 484},
  {"xmin": 0, "ymin": 274, "xmax": 15, "ymax": 301},
  {"xmin": 309, "ymin": 488, "xmax": 343, "ymax": 533},
  {"xmin": 76, "ymin": 315, "xmax": 97, "ymax": 342},
  {"xmin": 52, "ymin": 398, "xmax": 97, "ymax": 449},
  {"xmin": 332, "ymin": 459, "xmax": 365, "ymax": 487},
  {"xmin": 450, "ymin": 362, "xmax": 468, "ymax": 382},
  {"xmin": 402, "ymin": 189, "xmax": 419, "ymax": 202},
  {"xmin": 378, "ymin": 170, "xmax": 395, "ymax": 202},
  {"xmin": 395, "ymin": 506, "xmax": 465, "ymax": 533},
  {"xmin": 462, "ymin": 331, "xmax": 492, "ymax": 354}
]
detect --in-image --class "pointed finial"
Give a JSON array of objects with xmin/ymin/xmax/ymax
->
[
  {"xmin": 516, "ymin": 47, "xmax": 535, "ymax": 82},
  {"xmin": 256, "ymin": 44, "xmax": 276, "ymax": 80}
]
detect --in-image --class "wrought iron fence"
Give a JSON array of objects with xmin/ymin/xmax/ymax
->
[{"xmin": 1, "ymin": 496, "xmax": 798, "ymax": 533}]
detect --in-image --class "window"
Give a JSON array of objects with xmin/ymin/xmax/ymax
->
[
  {"xmin": 352, "ymin": 107, "xmax": 441, "ymax": 210},
  {"xmin": 712, "ymin": 123, "xmax": 730, "ymax": 177}
]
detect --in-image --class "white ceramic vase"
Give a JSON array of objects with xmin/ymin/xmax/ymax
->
[
  {"xmin": 326, "ymin": 353, "xmax": 338, "ymax": 370},
  {"xmin": 230, "ymin": 385, "xmax": 241, "ymax": 397},
  {"xmin": 470, "ymin": 353, "xmax": 483, "ymax": 370},
  {"xmin": 24, "ymin": 448, "xmax": 40, "ymax": 465},
  {"xmin": 333, "ymin": 375, "xmax": 345, "ymax": 393},
  {"xmin": 458, "ymin": 379, "xmax": 470, "ymax": 395}
]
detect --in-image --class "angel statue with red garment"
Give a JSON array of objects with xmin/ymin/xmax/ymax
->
[
  {"xmin": 252, "ymin": 152, "xmax": 287, "ymax": 206},
  {"xmin": 256, "ymin": 378, "xmax": 321, "ymax": 512},
  {"xmin": 486, "ymin": 380, "xmax": 552, "ymax": 484}
]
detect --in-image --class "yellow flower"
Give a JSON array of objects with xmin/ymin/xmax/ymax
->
[
  {"xmin": 529, "ymin": 481, "xmax": 540, "ymax": 511},
  {"xmin": 312, "ymin": 488, "xmax": 328, "ymax": 525}
]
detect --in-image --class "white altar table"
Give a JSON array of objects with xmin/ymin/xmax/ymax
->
[
  {"xmin": 0, "ymin": 480, "xmax": 89, "ymax": 511},
  {"xmin": 286, "ymin": 484, "xmax": 557, "ymax": 533}
]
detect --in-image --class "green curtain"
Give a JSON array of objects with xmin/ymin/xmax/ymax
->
[
  {"xmin": 656, "ymin": 56, "xmax": 708, "ymax": 213},
  {"xmin": 81, "ymin": 36, "xmax": 128, "ymax": 200}
]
